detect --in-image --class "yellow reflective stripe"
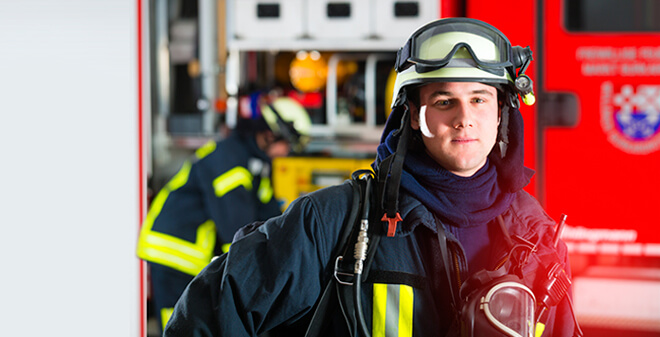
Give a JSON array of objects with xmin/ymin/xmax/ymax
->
[
  {"xmin": 398, "ymin": 285, "xmax": 413, "ymax": 337},
  {"xmin": 372, "ymin": 283, "xmax": 414, "ymax": 337},
  {"xmin": 221, "ymin": 243, "xmax": 231, "ymax": 253},
  {"xmin": 138, "ymin": 220, "xmax": 216, "ymax": 276},
  {"xmin": 195, "ymin": 139, "xmax": 216, "ymax": 159},
  {"xmin": 143, "ymin": 161, "xmax": 193, "ymax": 230},
  {"xmin": 137, "ymin": 161, "xmax": 217, "ymax": 276},
  {"xmin": 213, "ymin": 166, "xmax": 253, "ymax": 197},
  {"xmin": 535, "ymin": 322, "xmax": 546, "ymax": 337},
  {"xmin": 257, "ymin": 177, "xmax": 273, "ymax": 204},
  {"xmin": 161, "ymin": 307, "xmax": 174, "ymax": 331},
  {"xmin": 373, "ymin": 283, "xmax": 388, "ymax": 337}
]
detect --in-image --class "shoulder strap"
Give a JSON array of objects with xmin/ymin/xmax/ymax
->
[
  {"xmin": 434, "ymin": 220, "xmax": 460, "ymax": 319},
  {"xmin": 304, "ymin": 277, "xmax": 341, "ymax": 337},
  {"xmin": 305, "ymin": 171, "xmax": 374, "ymax": 337}
]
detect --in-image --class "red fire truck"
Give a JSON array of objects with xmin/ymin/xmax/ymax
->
[{"xmin": 466, "ymin": 0, "xmax": 660, "ymax": 334}]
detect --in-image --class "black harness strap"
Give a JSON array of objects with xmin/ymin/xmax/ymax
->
[
  {"xmin": 304, "ymin": 178, "xmax": 362, "ymax": 337},
  {"xmin": 435, "ymin": 220, "xmax": 460, "ymax": 320},
  {"xmin": 305, "ymin": 171, "xmax": 380, "ymax": 337},
  {"xmin": 377, "ymin": 106, "xmax": 410, "ymax": 236}
]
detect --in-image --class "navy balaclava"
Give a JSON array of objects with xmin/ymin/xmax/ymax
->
[
  {"xmin": 375, "ymin": 96, "xmax": 534, "ymax": 228},
  {"xmin": 375, "ymin": 98, "xmax": 533, "ymax": 272}
]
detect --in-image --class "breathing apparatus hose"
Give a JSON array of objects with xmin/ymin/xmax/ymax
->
[{"xmin": 354, "ymin": 175, "xmax": 372, "ymax": 337}]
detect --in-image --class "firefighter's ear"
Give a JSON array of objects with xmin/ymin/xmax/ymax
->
[{"xmin": 410, "ymin": 103, "xmax": 420, "ymax": 130}]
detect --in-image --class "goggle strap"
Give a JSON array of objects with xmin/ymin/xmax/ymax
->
[
  {"xmin": 395, "ymin": 41, "xmax": 412, "ymax": 72},
  {"xmin": 512, "ymin": 46, "xmax": 533, "ymax": 76}
]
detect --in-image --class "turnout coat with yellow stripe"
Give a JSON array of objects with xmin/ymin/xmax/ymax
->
[
  {"xmin": 137, "ymin": 132, "xmax": 281, "ymax": 276},
  {"xmin": 164, "ymin": 179, "xmax": 575, "ymax": 337}
]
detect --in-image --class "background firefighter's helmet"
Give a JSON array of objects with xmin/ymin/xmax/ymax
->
[{"xmin": 260, "ymin": 96, "xmax": 312, "ymax": 153}]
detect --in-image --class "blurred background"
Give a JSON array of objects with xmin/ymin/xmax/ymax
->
[
  {"xmin": 1, "ymin": 0, "xmax": 659, "ymax": 336},
  {"xmin": 145, "ymin": 1, "xmax": 660, "ymax": 336}
]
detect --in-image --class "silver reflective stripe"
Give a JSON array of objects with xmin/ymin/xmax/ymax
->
[
  {"xmin": 373, "ymin": 283, "xmax": 414, "ymax": 337},
  {"xmin": 386, "ymin": 284, "xmax": 400, "ymax": 337}
]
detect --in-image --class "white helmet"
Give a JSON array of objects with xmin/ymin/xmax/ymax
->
[{"xmin": 391, "ymin": 17, "xmax": 535, "ymax": 109}]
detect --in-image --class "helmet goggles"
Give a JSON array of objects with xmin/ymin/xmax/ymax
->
[{"xmin": 395, "ymin": 18, "xmax": 514, "ymax": 76}]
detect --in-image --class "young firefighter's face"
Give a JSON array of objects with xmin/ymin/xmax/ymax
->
[{"xmin": 411, "ymin": 81, "xmax": 500, "ymax": 177}]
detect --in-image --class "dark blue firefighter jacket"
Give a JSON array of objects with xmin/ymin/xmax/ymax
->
[{"xmin": 164, "ymin": 180, "xmax": 576, "ymax": 337}]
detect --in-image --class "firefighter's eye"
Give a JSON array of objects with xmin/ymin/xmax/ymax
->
[{"xmin": 433, "ymin": 99, "xmax": 451, "ymax": 107}]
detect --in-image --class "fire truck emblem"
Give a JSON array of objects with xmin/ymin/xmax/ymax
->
[{"xmin": 601, "ymin": 81, "xmax": 660, "ymax": 154}]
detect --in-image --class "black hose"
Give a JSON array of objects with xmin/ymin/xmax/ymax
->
[
  {"xmin": 354, "ymin": 272, "xmax": 370, "ymax": 337},
  {"xmin": 354, "ymin": 176, "xmax": 372, "ymax": 337}
]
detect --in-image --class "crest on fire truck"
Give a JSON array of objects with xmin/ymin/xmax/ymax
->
[{"xmin": 600, "ymin": 81, "xmax": 660, "ymax": 154}]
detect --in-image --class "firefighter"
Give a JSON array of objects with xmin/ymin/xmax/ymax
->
[
  {"xmin": 136, "ymin": 95, "xmax": 311, "ymax": 332},
  {"xmin": 164, "ymin": 18, "xmax": 581, "ymax": 337}
]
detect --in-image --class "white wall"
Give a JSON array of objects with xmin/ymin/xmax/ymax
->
[{"xmin": 0, "ymin": 1, "xmax": 144, "ymax": 336}]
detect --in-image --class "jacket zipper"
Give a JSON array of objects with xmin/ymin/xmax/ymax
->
[
  {"xmin": 452, "ymin": 248, "xmax": 462, "ymax": 290},
  {"xmin": 446, "ymin": 241, "xmax": 463, "ymax": 292}
]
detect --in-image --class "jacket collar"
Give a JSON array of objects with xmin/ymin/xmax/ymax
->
[{"xmin": 392, "ymin": 190, "xmax": 543, "ymax": 242}]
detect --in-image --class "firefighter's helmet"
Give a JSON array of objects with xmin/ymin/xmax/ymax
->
[
  {"xmin": 260, "ymin": 97, "xmax": 312, "ymax": 153},
  {"xmin": 391, "ymin": 17, "xmax": 535, "ymax": 109}
]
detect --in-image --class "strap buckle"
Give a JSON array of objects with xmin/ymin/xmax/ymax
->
[
  {"xmin": 334, "ymin": 256, "xmax": 354, "ymax": 286},
  {"xmin": 382, "ymin": 212, "xmax": 402, "ymax": 237}
]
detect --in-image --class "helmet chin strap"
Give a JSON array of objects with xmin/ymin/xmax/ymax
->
[
  {"xmin": 497, "ymin": 104, "xmax": 511, "ymax": 158},
  {"xmin": 377, "ymin": 104, "xmax": 411, "ymax": 237}
]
